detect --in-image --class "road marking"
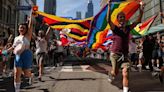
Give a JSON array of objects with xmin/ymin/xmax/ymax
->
[
  {"xmin": 60, "ymin": 65, "xmax": 92, "ymax": 72},
  {"xmin": 61, "ymin": 66, "xmax": 73, "ymax": 72},
  {"xmin": 81, "ymin": 65, "xmax": 92, "ymax": 72}
]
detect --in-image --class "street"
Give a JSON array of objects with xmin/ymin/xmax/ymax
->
[{"xmin": 0, "ymin": 56, "xmax": 164, "ymax": 92}]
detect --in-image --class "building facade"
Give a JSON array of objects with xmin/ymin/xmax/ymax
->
[
  {"xmin": 85, "ymin": 0, "xmax": 94, "ymax": 18},
  {"xmin": 0, "ymin": 0, "xmax": 17, "ymax": 38},
  {"xmin": 0, "ymin": 0, "xmax": 36, "ymax": 37},
  {"xmin": 44, "ymin": 0, "xmax": 56, "ymax": 15},
  {"xmin": 132, "ymin": 0, "xmax": 164, "ymax": 26},
  {"xmin": 76, "ymin": 11, "xmax": 82, "ymax": 19},
  {"xmin": 18, "ymin": 0, "xmax": 36, "ymax": 23},
  {"xmin": 100, "ymin": 0, "xmax": 164, "ymax": 26}
]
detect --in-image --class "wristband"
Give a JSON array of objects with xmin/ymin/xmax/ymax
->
[{"xmin": 2, "ymin": 50, "xmax": 8, "ymax": 56}]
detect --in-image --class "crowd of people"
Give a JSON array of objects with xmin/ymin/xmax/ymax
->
[{"xmin": 0, "ymin": 1, "xmax": 164, "ymax": 92}]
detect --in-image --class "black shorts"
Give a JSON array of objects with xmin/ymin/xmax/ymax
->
[{"xmin": 36, "ymin": 52, "xmax": 46, "ymax": 65}]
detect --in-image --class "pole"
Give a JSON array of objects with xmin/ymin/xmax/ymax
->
[
  {"xmin": 15, "ymin": 0, "xmax": 19, "ymax": 37},
  {"xmin": 159, "ymin": 0, "xmax": 163, "ymax": 23}
]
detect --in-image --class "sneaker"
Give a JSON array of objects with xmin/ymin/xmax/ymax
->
[
  {"xmin": 137, "ymin": 64, "xmax": 142, "ymax": 72},
  {"xmin": 107, "ymin": 72, "xmax": 115, "ymax": 82},
  {"xmin": 8, "ymin": 72, "xmax": 13, "ymax": 77},
  {"xmin": 38, "ymin": 77, "xmax": 42, "ymax": 81},
  {"xmin": 153, "ymin": 67, "xmax": 161, "ymax": 72},
  {"xmin": 145, "ymin": 65, "xmax": 150, "ymax": 69}
]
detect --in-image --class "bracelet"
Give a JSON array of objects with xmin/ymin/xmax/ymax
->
[{"xmin": 2, "ymin": 50, "xmax": 8, "ymax": 56}]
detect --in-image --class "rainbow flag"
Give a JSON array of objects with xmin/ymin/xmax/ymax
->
[
  {"xmin": 131, "ymin": 14, "xmax": 158, "ymax": 36},
  {"xmin": 87, "ymin": 4, "xmax": 109, "ymax": 49},
  {"xmin": 110, "ymin": 1, "xmax": 140, "ymax": 26},
  {"xmin": 87, "ymin": 1, "xmax": 140, "ymax": 49},
  {"xmin": 35, "ymin": 11, "xmax": 92, "ymax": 42}
]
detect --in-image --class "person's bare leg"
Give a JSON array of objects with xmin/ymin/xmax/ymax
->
[
  {"xmin": 14, "ymin": 67, "xmax": 22, "ymax": 92},
  {"xmin": 24, "ymin": 69, "xmax": 33, "ymax": 84},
  {"xmin": 38, "ymin": 57, "xmax": 43, "ymax": 81},
  {"xmin": 122, "ymin": 67, "xmax": 129, "ymax": 92}
]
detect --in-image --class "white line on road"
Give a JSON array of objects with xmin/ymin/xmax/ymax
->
[{"xmin": 61, "ymin": 66, "xmax": 73, "ymax": 72}]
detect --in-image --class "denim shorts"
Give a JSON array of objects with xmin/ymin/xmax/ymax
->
[{"xmin": 14, "ymin": 49, "xmax": 33, "ymax": 69}]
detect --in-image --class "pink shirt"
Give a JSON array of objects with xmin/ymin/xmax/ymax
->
[{"xmin": 110, "ymin": 26, "xmax": 131, "ymax": 55}]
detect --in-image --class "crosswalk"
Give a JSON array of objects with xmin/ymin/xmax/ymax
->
[
  {"xmin": 43, "ymin": 63, "xmax": 141, "ymax": 73},
  {"xmin": 59, "ymin": 63, "xmax": 140, "ymax": 73},
  {"xmin": 60, "ymin": 65, "xmax": 92, "ymax": 72},
  {"xmin": 59, "ymin": 63, "xmax": 113, "ymax": 73}
]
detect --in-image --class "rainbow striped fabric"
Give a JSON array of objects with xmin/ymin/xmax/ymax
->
[
  {"xmin": 87, "ymin": 1, "xmax": 140, "ymax": 49},
  {"xmin": 131, "ymin": 14, "xmax": 158, "ymax": 36}
]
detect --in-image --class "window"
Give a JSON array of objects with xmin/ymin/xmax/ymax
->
[
  {"xmin": 7, "ymin": 6, "xmax": 11, "ymax": 23},
  {"xmin": 0, "ymin": 0, "xmax": 2, "ymax": 20}
]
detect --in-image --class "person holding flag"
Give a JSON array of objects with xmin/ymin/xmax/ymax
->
[
  {"xmin": 107, "ymin": 0, "xmax": 145, "ymax": 92},
  {"xmin": 33, "ymin": 26, "xmax": 51, "ymax": 81},
  {"xmin": 2, "ymin": 11, "xmax": 34, "ymax": 92}
]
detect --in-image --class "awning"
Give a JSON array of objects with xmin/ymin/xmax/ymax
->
[
  {"xmin": 133, "ymin": 24, "xmax": 164, "ymax": 39},
  {"xmin": 147, "ymin": 24, "xmax": 164, "ymax": 34}
]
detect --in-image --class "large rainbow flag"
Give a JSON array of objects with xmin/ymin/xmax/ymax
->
[{"xmin": 87, "ymin": 1, "xmax": 140, "ymax": 49}]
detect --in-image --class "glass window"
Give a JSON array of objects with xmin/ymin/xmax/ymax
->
[
  {"xmin": 7, "ymin": 6, "xmax": 11, "ymax": 23},
  {"xmin": 0, "ymin": 0, "xmax": 2, "ymax": 20}
]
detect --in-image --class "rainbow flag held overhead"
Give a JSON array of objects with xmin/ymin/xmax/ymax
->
[
  {"xmin": 87, "ymin": 4, "xmax": 109, "ymax": 49},
  {"xmin": 87, "ymin": 1, "xmax": 140, "ymax": 49},
  {"xmin": 131, "ymin": 14, "xmax": 158, "ymax": 36},
  {"xmin": 110, "ymin": 1, "xmax": 140, "ymax": 26}
]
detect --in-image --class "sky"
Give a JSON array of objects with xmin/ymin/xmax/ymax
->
[{"xmin": 37, "ymin": 0, "xmax": 101, "ymax": 19}]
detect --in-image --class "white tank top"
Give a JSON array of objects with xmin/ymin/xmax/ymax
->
[
  {"xmin": 35, "ymin": 37, "xmax": 47, "ymax": 54},
  {"xmin": 12, "ymin": 35, "xmax": 30, "ymax": 55}
]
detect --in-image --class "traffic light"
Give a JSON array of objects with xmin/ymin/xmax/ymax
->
[{"xmin": 32, "ymin": 6, "xmax": 38, "ymax": 11}]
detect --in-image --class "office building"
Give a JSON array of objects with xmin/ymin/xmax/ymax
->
[
  {"xmin": 44, "ymin": 0, "xmax": 56, "ymax": 15},
  {"xmin": 76, "ymin": 11, "xmax": 82, "ymax": 19},
  {"xmin": 85, "ymin": 0, "xmax": 94, "ymax": 18}
]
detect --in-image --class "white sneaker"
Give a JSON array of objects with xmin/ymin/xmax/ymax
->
[
  {"xmin": 137, "ymin": 64, "xmax": 142, "ymax": 72},
  {"xmin": 137, "ymin": 64, "xmax": 142, "ymax": 67},
  {"xmin": 146, "ymin": 65, "xmax": 150, "ymax": 69},
  {"xmin": 8, "ymin": 72, "xmax": 13, "ymax": 77},
  {"xmin": 107, "ymin": 73, "xmax": 115, "ymax": 83}
]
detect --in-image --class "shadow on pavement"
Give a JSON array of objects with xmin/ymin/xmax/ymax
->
[
  {"xmin": 110, "ymin": 71, "xmax": 164, "ymax": 92},
  {"xmin": 0, "ymin": 77, "xmax": 14, "ymax": 92}
]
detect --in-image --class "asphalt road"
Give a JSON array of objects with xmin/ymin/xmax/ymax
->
[{"xmin": 0, "ymin": 56, "xmax": 164, "ymax": 92}]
